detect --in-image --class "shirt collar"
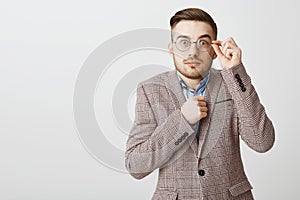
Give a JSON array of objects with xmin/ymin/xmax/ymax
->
[{"xmin": 177, "ymin": 71, "xmax": 210, "ymax": 93}]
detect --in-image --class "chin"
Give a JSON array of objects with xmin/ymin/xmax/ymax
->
[{"xmin": 184, "ymin": 71, "xmax": 202, "ymax": 79}]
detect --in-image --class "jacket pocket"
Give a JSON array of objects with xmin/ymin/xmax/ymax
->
[
  {"xmin": 229, "ymin": 180, "xmax": 253, "ymax": 196},
  {"xmin": 215, "ymin": 98, "xmax": 233, "ymax": 104},
  {"xmin": 152, "ymin": 188, "xmax": 178, "ymax": 200}
]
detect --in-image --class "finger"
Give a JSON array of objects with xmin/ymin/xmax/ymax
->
[
  {"xmin": 200, "ymin": 112, "xmax": 208, "ymax": 118},
  {"xmin": 222, "ymin": 39, "xmax": 234, "ymax": 47},
  {"xmin": 222, "ymin": 44, "xmax": 229, "ymax": 56},
  {"xmin": 192, "ymin": 96, "xmax": 205, "ymax": 101},
  {"xmin": 225, "ymin": 49, "xmax": 234, "ymax": 58},
  {"xmin": 227, "ymin": 37, "xmax": 237, "ymax": 46},
  {"xmin": 199, "ymin": 106, "xmax": 208, "ymax": 112},
  {"xmin": 211, "ymin": 44, "xmax": 224, "ymax": 58},
  {"xmin": 212, "ymin": 40, "xmax": 222, "ymax": 46},
  {"xmin": 226, "ymin": 47, "xmax": 241, "ymax": 58},
  {"xmin": 197, "ymin": 101, "xmax": 207, "ymax": 107},
  {"xmin": 222, "ymin": 41, "xmax": 237, "ymax": 54},
  {"xmin": 222, "ymin": 38, "xmax": 238, "ymax": 49}
]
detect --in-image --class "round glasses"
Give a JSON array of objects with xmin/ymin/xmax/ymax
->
[{"xmin": 173, "ymin": 37, "xmax": 212, "ymax": 52}]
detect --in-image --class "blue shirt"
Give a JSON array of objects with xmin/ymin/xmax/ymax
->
[{"xmin": 177, "ymin": 72, "xmax": 210, "ymax": 140}]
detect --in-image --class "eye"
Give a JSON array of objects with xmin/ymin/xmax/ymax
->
[
  {"xmin": 179, "ymin": 39, "xmax": 189, "ymax": 46},
  {"xmin": 198, "ymin": 40, "xmax": 208, "ymax": 46}
]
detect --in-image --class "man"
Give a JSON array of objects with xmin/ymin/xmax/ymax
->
[{"xmin": 125, "ymin": 8, "xmax": 275, "ymax": 200}]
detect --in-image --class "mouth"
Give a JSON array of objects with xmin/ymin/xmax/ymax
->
[{"xmin": 184, "ymin": 61, "xmax": 201, "ymax": 67}]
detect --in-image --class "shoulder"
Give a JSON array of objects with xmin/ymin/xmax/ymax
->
[{"xmin": 138, "ymin": 70, "xmax": 175, "ymax": 89}]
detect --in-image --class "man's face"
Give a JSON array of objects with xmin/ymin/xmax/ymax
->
[{"xmin": 169, "ymin": 20, "xmax": 216, "ymax": 80}]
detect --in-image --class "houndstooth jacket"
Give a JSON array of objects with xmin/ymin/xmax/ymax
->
[{"xmin": 125, "ymin": 63, "xmax": 275, "ymax": 200}]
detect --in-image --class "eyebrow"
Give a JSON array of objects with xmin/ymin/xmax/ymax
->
[
  {"xmin": 198, "ymin": 34, "xmax": 212, "ymax": 40},
  {"xmin": 175, "ymin": 34, "xmax": 212, "ymax": 41}
]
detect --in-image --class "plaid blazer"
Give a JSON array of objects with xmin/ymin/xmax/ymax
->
[{"xmin": 125, "ymin": 63, "xmax": 275, "ymax": 200}]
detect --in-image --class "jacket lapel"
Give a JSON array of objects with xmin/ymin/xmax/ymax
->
[
  {"xmin": 164, "ymin": 70, "xmax": 186, "ymax": 108},
  {"xmin": 197, "ymin": 69, "xmax": 223, "ymax": 158}
]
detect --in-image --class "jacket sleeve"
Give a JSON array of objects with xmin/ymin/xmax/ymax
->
[
  {"xmin": 220, "ymin": 63, "xmax": 275, "ymax": 153},
  {"xmin": 125, "ymin": 82, "xmax": 195, "ymax": 180}
]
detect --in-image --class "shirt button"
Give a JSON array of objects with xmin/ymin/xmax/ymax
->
[{"xmin": 198, "ymin": 169, "xmax": 205, "ymax": 176}]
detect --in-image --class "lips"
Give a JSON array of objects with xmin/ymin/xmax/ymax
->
[{"xmin": 184, "ymin": 61, "xmax": 201, "ymax": 67}]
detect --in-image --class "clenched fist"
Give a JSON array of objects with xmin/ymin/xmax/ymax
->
[{"xmin": 180, "ymin": 96, "xmax": 208, "ymax": 125}]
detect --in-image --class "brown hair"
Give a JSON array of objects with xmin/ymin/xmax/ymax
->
[{"xmin": 170, "ymin": 8, "xmax": 217, "ymax": 39}]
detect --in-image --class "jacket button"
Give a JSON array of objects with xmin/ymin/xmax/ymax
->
[
  {"xmin": 241, "ymin": 87, "xmax": 246, "ymax": 92},
  {"xmin": 237, "ymin": 78, "xmax": 243, "ymax": 84},
  {"xmin": 235, "ymin": 74, "xmax": 240, "ymax": 79},
  {"xmin": 198, "ymin": 169, "xmax": 205, "ymax": 176}
]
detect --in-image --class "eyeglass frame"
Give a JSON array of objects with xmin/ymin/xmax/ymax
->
[{"xmin": 172, "ymin": 35, "xmax": 213, "ymax": 52}]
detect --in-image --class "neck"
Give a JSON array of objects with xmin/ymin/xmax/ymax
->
[{"xmin": 178, "ymin": 74, "xmax": 202, "ymax": 90}]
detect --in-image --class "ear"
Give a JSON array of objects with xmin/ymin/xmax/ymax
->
[
  {"xmin": 211, "ymin": 47, "xmax": 218, "ymax": 60},
  {"xmin": 212, "ymin": 52, "xmax": 217, "ymax": 60},
  {"xmin": 168, "ymin": 43, "xmax": 174, "ymax": 57}
]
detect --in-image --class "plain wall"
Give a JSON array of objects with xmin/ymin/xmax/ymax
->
[{"xmin": 1, "ymin": 0, "xmax": 299, "ymax": 199}]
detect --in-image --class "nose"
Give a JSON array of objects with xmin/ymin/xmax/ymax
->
[{"xmin": 187, "ymin": 42, "xmax": 199, "ymax": 57}]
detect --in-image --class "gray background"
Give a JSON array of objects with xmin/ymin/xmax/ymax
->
[{"xmin": 1, "ymin": 0, "xmax": 299, "ymax": 199}]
